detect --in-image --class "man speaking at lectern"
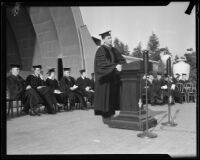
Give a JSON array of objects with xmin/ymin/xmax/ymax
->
[{"xmin": 94, "ymin": 30, "xmax": 126, "ymax": 124}]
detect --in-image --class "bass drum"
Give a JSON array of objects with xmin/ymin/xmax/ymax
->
[{"xmin": 173, "ymin": 59, "xmax": 190, "ymax": 80}]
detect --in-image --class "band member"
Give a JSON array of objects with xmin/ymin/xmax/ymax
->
[
  {"xmin": 160, "ymin": 74, "xmax": 176, "ymax": 104},
  {"xmin": 94, "ymin": 30, "xmax": 126, "ymax": 124},
  {"xmin": 141, "ymin": 74, "xmax": 153, "ymax": 104},
  {"xmin": 7, "ymin": 64, "xmax": 42, "ymax": 116},
  {"xmin": 150, "ymin": 72, "xmax": 163, "ymax": 105},
  {"xmin": 173, "ymin": 73, "xmax": 181, "ymax": 84},
  {"xmin": 59, "ymin": 68, "xmax": 87, "ymax": 109},
  {"xmin": 173, "ymin": 73, "xmax": 183, "ymax": 103},
  {"xmin": 45, "ymin": 68, "xmax": 67, "ymax": 109},
  {"xmin": 26, "ymin": 65, "xmax": 58, "ymax": 114},
  {"xmin": 76, "ymin": 69, "xmax": 94, "ymax": 106}
]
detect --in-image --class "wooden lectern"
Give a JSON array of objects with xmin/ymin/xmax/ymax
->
[{"xmin": 108, "ymin": 61, "xmax": 157, "ymax": 131}]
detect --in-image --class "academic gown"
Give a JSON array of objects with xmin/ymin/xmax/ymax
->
[
  {"xmin": 59, "ymin": 76, "xmax": 86, "ymax": 108},
  {"xmin": 26, "ymin": 74, "xmax": 57, "ymax": 113},
  {"xmin": 76, "ymin": 77, "xmax": 94, "ymax": 104},
  {"xmin": 45, "ymin": 78, "xmax": 68, "ymax": 105},
  {"xmin": 7, "ymin": 74, "xmax": 42, "ymax": 113},
  {"xmin": 94, "ymin": 44, "xmax": 126, "ymax": 117}
]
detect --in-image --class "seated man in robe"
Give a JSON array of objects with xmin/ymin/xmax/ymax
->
[
  {"xmin": 26, "ymin": 65, "xmax": 58, "ymax": 114},
  {"xmin": 7, "ymin": 64, "xmax": 42, "ymax": 116},
  {"xmin": 59, "ymin": 68, "xmax": 87, "ymax": 110},
  {"xmin": 76, "ymin": 69, "xmax": 94, "ymax": 106},
  {"xmin": 45, "ymin": 68, "xmax": 68, "ymax": 110}
]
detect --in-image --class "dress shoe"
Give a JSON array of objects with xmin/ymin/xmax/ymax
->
[
  {"xmin": 48, "ymin": 110, "xmax": 56, "ymax": 114},
  {"xmin": 81, "ymin": 105, "xmax": 87, "ymax": 110},
  {"xmin": 29, "ymin": 110, "xmax": 40, "ymax": 116},
  {"xmin": 156, "ymin": 99, "xmax": 163, "ymax": 104},
  {"xmin": 102, "ymin": 117, "xmax": 111, "ymax": 124},
  {"xmin": 21, "ymin": 110, "xmax": 28, "ymax": 115}
]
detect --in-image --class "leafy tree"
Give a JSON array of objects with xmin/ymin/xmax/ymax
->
[
  {"xmin": 147, "ymin": 32, "xmax": 160, "ymax": 60},
  {"xmin": 184, "ymin": 49, "xmax": 196, "ymax": 84},
  {"xmin": 174, "ymin": 54, "xmax": 179, "ymax": 62},
  {"xmin": 113, "ymin": 37, "xmax": 130, "ymax": 55},
  {"xmin": 123, "ymin": 44, "xmax": 130, "ymax": 56},
  {"xmin": 131, "ymin": 42, "xmax": 143, "ymax": 58}
]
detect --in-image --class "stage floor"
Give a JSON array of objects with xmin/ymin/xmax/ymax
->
[{"xmin": 6, "ymin": 102, "xmax": 197, "ymax": 157}]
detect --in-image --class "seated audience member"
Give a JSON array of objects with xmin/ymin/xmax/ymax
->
[
  {"xmin": 76, "ymin": 69, "xmax": 94, "ymax": 106},
  {"xmin": 150, "ymin": 72, "xmax": 164, "ymax": 105},
  {"xmin": 7, "ymin": 64, "xmax": 42, "ymax": 116},
  {"xmin": 89, "ymin": 73, "xmax": 95, "ymax": 91},
  {"xmin": 59, "ymin": 68, "xmax": 87, "ymax": 109},
  {"xmin": 45, "ymin": 68, "xmax": 68, "ymax": 109},
  {"xmin": 26, "ymin": 65, "xmax": 58, "ymax": 114}
]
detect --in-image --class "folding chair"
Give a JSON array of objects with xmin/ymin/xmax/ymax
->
[
  {"xmin": 187, "ymin": 83, "xmax": 196, "ymax": 103},
  {"xmin": 176, "ymin": 83, "xmax": 187, "ymax": 103},
  {"xmin": 7, "ymin": 98, "xmax": 23, "ymax": 118}
]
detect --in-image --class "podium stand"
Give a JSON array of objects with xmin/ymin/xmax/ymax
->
[{"xmin": 108, "ymin": 61, "xmax": 157, "ymax": 131}]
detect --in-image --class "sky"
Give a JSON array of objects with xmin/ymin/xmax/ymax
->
[{"xmin": 80, "ymin": 2, "xmax": 196, "ymax": 57}]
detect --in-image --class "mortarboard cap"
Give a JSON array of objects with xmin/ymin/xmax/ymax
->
[
  {"xmin": 47, "ymin": 68, "xmax": 55, "ymax": 74},
  {"xmin": 99, "ymin": 30, "xmax": 111, "ymax": 39},
  {"xmin": 10, "ymin": 64, "xmax": 20, "ymax": 69},
  {"xmin": 157, "ymin": 71, "xmax": 162, "ymax": 75},
  {"xmin": 33, "ymin": 65, "xmax": 42, "ymax": 69},
  {"xmin": 164, "ymin": 73, "xmax": 168, "ymax": 77},
  {"xmin": 80, "ymin": 69, "xmax": 86, "ymax": 74},
  {"xmin": 63, "ymin": 68, "xmax": 71, "ymax": 71}
]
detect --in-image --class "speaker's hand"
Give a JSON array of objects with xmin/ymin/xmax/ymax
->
[{"xmin": 115, "ymin": 64, "xmax": 122, "ymax": 72}]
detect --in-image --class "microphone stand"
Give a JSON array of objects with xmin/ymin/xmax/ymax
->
[{"xmin": 137, "ymin": 50, "xmax": 157, "ymax": 138}]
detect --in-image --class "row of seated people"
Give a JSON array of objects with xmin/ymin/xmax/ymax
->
[
  {"xmin": 141, "ymin": 71, "xmax": 190, "ymax": 106},
  {"xmin": 7, "ymin": 64, "xmax": 95, "ymax": 116}
]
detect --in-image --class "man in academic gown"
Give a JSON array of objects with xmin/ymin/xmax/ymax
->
[
  {"xmin": 94, "ymin": 30, "xmax": 126, "ymax": 124},
  {"xmin": 76, "ymin": 69, "xmax": 94, "ymax": 106},
  {"xmin": 45, "ymin": 68, "xmax": 68, "ymax": 108},
  {"xmin": 59, "ymin": 68, "xmax": 87, "ymax": 109},
  {"xmin": 26, "ymin": 65, "xmax": 57, "ymax": 114},
  {"xmin": 7, "ymin": 64, "xmax": 41, "ymax": 116}
]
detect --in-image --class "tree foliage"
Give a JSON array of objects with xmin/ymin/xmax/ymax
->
[
  {"xmin": 184, "ymin": 50, "xmax": 196, "ymax": 84},
  {"xmin": 131, "ymin": 42, "xmax": 143, "ymax": 58},
  {"xmin": 113, "ymin": 37, "xmax": 130, "ymax": 55}
]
